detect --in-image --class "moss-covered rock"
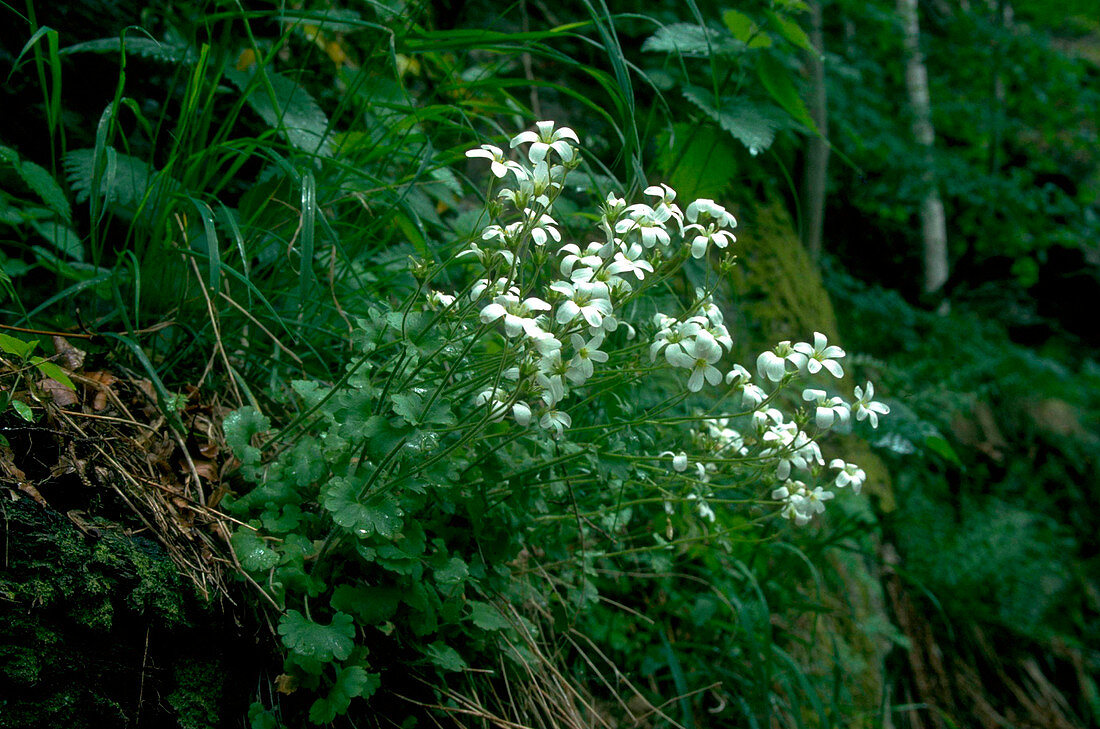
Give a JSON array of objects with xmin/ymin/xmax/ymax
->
[{"xmin": 0, "ymin": 494, "xmax": 256, "ymax": 729}]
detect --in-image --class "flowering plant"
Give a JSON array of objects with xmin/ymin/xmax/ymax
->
[{"xmin": 225, "ymin": 122, "xmax": 890, "ymax": 723}]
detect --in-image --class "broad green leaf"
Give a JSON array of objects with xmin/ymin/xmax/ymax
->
[
  {"xmin": 322, "ymin": 478, "xmax": 404, "ymax": 538},
  {"xmin": 391, "ymin": 392, "xmax": 423, "ymax": 426},
  {"xmin": 434, "ymin": 557, "xmax": 468, "ymax": 586},
  {"xmin": 12, "ymin": 399, "xmax": 34, "ymax": 422},
  {"xmin": 755, "ymin": 55, "xmax": 817, "ymax": 132},
  {"xmin": 682, "ymin": 86, "xmax": 787, "ymax": 155},
  {"xmin": 641, "ymin": 23, "xmax": 742, "ymax": 57},
  {"xmin": 223, "ymin": 406, "xmax": 270, "ymax": 464},
  {"xmin": 226, "ymin": 67, "xmax": 332, "ymax": 156},
  {"xmin": 924, "ymin": 435, "xmax": 962, "ymax": 466},
  {"xmin": 29, "ymin": 221, "xmax": 83, "ymax": 262},
  {"xmin": 331, "ymin": 584, "xmax": 402, "ymax": 625},
  {"xmin": 278, "ymin": 610, "xmax": 355, "ymax": 663},
  {"xmin": 722, "ymin": 10, "xmax": 773, "ymax": 48},
  {"xmin": 1, "ymin": 150, "xmax": 72, "ymax": 222},
  {"xmin": 231, "ymin": 529, "xmax": 280, "ymax": 572},
  {"xmin": 60, "ymin": 36, "xmax": 194, "ymax": 64},
  {"xmin": 424, "ymin": 641, "xmax": 466, "ymax": 672},
  {"xmin": 0, "ymin": 332, "xmax": 37, "ymax": 359},
  {"xmin": 360, "ymin": 415, "xmax": 408, "ymax": 460},
  {"xmin": 30, "ymin": 357, "xmax": 75, "ymax": 390},
  {"xmin": 469, "ymin": 601, "xmax": 510, "ymax": 631},
  {"xmin": 308, "ymin": 666, "xmax": 379, "ymax": 724},
  {"xmin": 766, "ymin": 11, "xmax": 814, "ymax": 52},
  {"xmin": 656, "ymin": 123, "xmax": 740, "ymax": 200}
]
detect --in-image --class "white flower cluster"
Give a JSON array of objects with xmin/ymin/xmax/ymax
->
[
  {"xmin": 461, "ymin": 122, "xmax": 891, "ymax": 527},
  {"xmin": 463, "ymin": 122, "xmax": 738, "ymax": 438},
  {"xmin": 657, "ymin": 331, "xmax": 891, "ymax": 527}
]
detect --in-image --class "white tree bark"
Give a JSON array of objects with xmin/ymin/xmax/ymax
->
[{"xmin": 898, "ymin": 0, "xmax": 949, "ymax": 301}]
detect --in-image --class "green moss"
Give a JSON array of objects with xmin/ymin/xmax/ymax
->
[
  {"xmin": 0, "ymin": 495, "xmax": 256, "ymax": 729},
  {"xmin": 168, "ymin": 660, "xmax": 226, "ymax": 729},
  {"xmin": 728, "ymin": 197, "xmax": 839, "ymax": 350}
]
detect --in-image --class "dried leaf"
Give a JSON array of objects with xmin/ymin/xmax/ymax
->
[
  {"xmin": 39, "ymin": 377, "xmax": 80, "ymax": 406},
  {"xmin": 51, "ymin": 336, "xmax": 86, "ymax": 370},
  {"xmin": 275, "ymin": 674, "xmax": 299, "ymax": 695},
  {"xmin": 192, "ymin": 459, "xmax": 218, "ymax": 482},
  {"xmin": 84, "ymin": 370, "xmax": 119, "ymax": 410}
]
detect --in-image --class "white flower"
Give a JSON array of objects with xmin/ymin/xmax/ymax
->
[
  {"xmin": 475, "ymin": 388, "xmax": 509, "ymax": 422},
  {"xmin": 660, "ymin": 451, "xmax": 689, "ymax": 472},
  {"xmin": 684, "ymin": 223, "xmax": 736, "ymax": 259},
  {"xmin": 829, "ymin": 459, "xmax": 867, "ymax": 494},
  {"xmin": 725, "ymin": 364, "xmax": 752, "ymax": 386},
  {"xmin": 551, "ymin": 280, "xmax": 613, "ymax": 329},
  {"xmin": 666, "ymin": 335, "xmax": 724, "ymax": 392},
  {"xmin": 510, "ymin": 121, "xmax": 580, "ymax": 164},
  {"xmin": 457, "ymin": 242, "xmax": 516, "ymax": 270},
  {"xmin": 539, "ymin": 408, "xmax": 572, "ymax": 437},
  {"xmin": 525, "ymin": 327, "xmax": 562, "ymax": 356},
  {"xmin": 426, "ymin": 290, "xmax": 456, "ymax": 309},
  {"xmin": 792, "ymin": 332, "xmax": 845, "ymax": 378},
  {"xmin": 740, "ymin": 383, "xmax": 767, "ymax": 409},
  {"xmin": 607, "ymin": 243, "xmax": 654, "ymax": 281},
  {"xmin": 685, "ymin": 198, "xmax": 736, "ymax": 228},
  {"xmin": 512, "ymin": 400, "xmax": 533, "ymax": 426},
  {"xmin": 772, "ymin": 480, "xmax": 834, "ymax": 525},
  {"xmin": 615, "ymin": 203, "xmax": 672, "ymax": 248},
  {"xmin": 465, "ymin": 144, "xmax": 524, "ymax": 179},
  {"xmin": 559, "ymin": 242, "xmax": 605, "ymax": 278},
  {"xmin": 480, "ymin": 294, "xmax": 552, "ymax": 337},
  {"xmin": 852, "ymin": 381, "xmax": 890, "ymax": 428},
  {"xmin": 802, "ymin": 388, "xmax": 851, "ymax": 430},
  {"xmin": 757, "ymin": 341, "xmax": 799, "ymax": 382},
  {"xmin": 518, "ymin": 209, "xmax": 562, "ymax": 248},
  {"xmin": 566, "ymin": 333, "xmax": 608, "ymax": 384}
]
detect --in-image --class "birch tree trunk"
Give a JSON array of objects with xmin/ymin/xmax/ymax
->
[
  {"xmin": 898, "ymin": 0, "xmax": 950, "ymax": 303},
  {"xmin": 801, "ymin": 0, "xmax": 830, "ymax": 263}
]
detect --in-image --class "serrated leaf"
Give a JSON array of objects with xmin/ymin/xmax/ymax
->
[
  {"xmin": 226, "ymin": 67, "xmax": 332, "ymax": 156},
  {"xmin": 64, "ymin": 148, "xmax": 146, "ymax": 206},
  {"xmin": 29, "ymin": 220, "xmax": 83, "ymax": 261},
  {"xmin": 308, "ymin": 665, "xmax": 379, "ymax": 724},
  {"xmin": 322, "ymin": 477, "xmax": 403, "ymax": 538},
  {"xmin": 13, "ymin": 156, "xmax": 71, "ymax": 222},
  {"xmin": 722, "ymin": 10, "xmax": 773, "ymax": 48},
  {"xmin": 231, "ymin": 528, "xmax": 280, "ymax": 572},
  {"xmin": 60, "ymin": 36, "xmax": 194, "ymax": 64},
  {"xmin": 756, "ymin": 55, "xmax": 817, "ymax": 132},
  {"xmin": 285, "ymin": 436, "xmax": 326, "ymax": 487},
  {"xmin": 360, "ymin": 415, "xmax": 408, "ymax": 460},
  {"xmin": 223, "ymin": 406, "xmax": 270, "ymax": 464},
  {"xmin": 434, "ymin": 557, "xmax": 468, "ymax": 586},
  {"xmin": 641, "ymin": 23, "xmax": 742, "ymax": 57},
  {"xmin": 391, "ymin": 392, "xmax": 423, "ymax": 426},
  {"xmin": 682, "ymin": 86, "xmax": 787, "ymax": 155},
  {"xmin": 424, "ymin": 641, "xmax": 466, "ymax": 672},
  {"xmin": 469, "ymin": 601, "xmax": 510, "ymax": 631},
  {"xmin": 291, "ymin": 379, "xmax": 326, "ymax": 409},
  {"xmin": 278, "ymin": 610, "xmax": 355, "ymax": 663},
  {"xmin": 766, "ymin": 10, "xmax": 814, "ymax": 52}
]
